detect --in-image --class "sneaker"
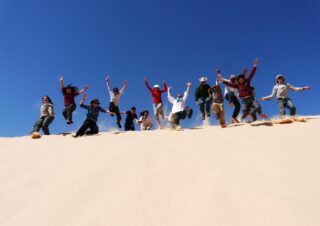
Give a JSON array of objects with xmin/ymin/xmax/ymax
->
[{"xmin": 207, "ymin": 113, "xmax": 211, "ymax": 117}]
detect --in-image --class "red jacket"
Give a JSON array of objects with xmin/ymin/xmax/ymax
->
[
  {"xmin": 222, "ymin": 66, "xmax": 256, "ymax": 98},
  {"xmin": 145, "ymin": 81, "xmax": 167, "ymax": 103}
]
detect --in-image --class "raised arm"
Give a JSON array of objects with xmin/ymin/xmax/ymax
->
[
  {"xmin": 167, "ymin": 86, "xmax": 175, "ymax": 104},
  {"xmin": 78, "ymin": 86, "xmax": 88, "ymax": 95},
  {"xmin": 217, "ymin": 69, "xmax": 238, "ymax": 89},
  {"xmin": 160, "ymin": 81, "xmax": 167, "ymax": 93},
  {"xmin": 59, "ymin": 76, "xmax": 64, "ymax": 89},
  {"xmin": 144, "ymin": 77, "xmax": 153, "ymax": 92},
  {"xmin": 120, "ymin": 80, "xmax": 128, "ymax": 94},
  {"xmin": 80, "ymin": 94, "xmax": 89, "ymax": 109},
  {"xmin": 105, "ymin": 76, "xmax": 111, "ymax": 92},
  {"xmin": 247, "ymin": 58, "xmax": 259, "ymax": 82}
]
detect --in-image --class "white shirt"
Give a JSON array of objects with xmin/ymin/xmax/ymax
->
[{"xmin": 167, "ymin": 90, "xmax": 188, "ymax": 114}]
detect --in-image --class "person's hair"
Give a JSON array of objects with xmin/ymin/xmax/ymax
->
[
  {"xmin": 113, "ymin": 87, "xmax": 119, "ymax": 93},
  {"xmin": 42, "ymin": 95, "xmax": 53, "ymax": 104},
  {"xmin": 64, "ymin": 84, "xmax": 79, "ymax": 93},
  {"xmin": 131, "ymin": 106, "xmax": 136, "ymax": 111},
  {"xmin": 140, "ymin": 110, "xmax": 149, "ymax": 116}
]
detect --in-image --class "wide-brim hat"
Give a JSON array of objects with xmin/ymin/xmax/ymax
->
[
  {"xmin": 90, "ymin": 99, "xmax": 100, "ymax": 105},
  {"xmin": 199, "ymin": 77, "xmax": 207, "ymax": 82}
]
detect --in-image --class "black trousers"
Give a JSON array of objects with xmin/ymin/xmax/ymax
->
[
  {"xmin": 224, "ymin": 92, "xmax": 240, "ymax": 118},
  {"xmin": 125, "ymin": 122, "xmax": 135, "ymax": 131},
  {"xmin": 76, "ymin": 119, "xmax": 99, "ymax": 136},
  {"xmin": 109, "ymin": 102, "xmax": 121, "ymax": 122}
]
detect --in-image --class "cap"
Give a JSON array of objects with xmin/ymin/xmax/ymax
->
[
  {"xmin": 153, "ymin": 84, "xmax": 160, "ymax": 88},
  {"xmin": 199, "ymin": 77, "xmax": 207, "ymax": 82}
]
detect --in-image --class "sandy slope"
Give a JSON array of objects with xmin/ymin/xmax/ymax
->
[{"xmin": 0, "ymin": 117, "xmax": 320, "ymax": 226}]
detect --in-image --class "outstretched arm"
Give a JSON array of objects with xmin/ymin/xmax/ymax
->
[
  {"xmin": 289, "ymin": 84, "xmax": 311, "ymax": 92},
  {"xmin": 261, "ymin": 86, "xmax": 277, "ymax": 101},
  {"xmin": 59, "ymin": 76, "xmax": 64, "ymax": 89},
  {"xmin": 186, "ymin": 82, "xmax": 191, "ymax": 94}
]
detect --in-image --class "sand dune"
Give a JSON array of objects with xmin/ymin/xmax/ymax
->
[{"xmin": 0, "ymin": 117, "xmax": 320, "ymax": 226}]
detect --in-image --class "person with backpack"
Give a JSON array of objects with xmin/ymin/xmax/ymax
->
[
  {"xmin": 217, "ymin": 58, "xmax": 267, "ymax": 122},
  {"xmin": 195, "ymin": 77, "xmax": 212, "ymax": 120},
  {"xmin": 73, "ymin": 94, "xmax": 113, "ymax": 137},
  {"xmin": 31, "ymin": 95, "xmax": 55, "ymax": 136},
  {"xmin": 167, "ymin": 82, "xmax": 193, "ymax": 129},
  {"xmin": 59, "ymin": 76, "xmax": 88, "ymax": 124},
  {"xmin": 106, "ymin": 76, "xmax": 128, "ymax": 128},
  {"xmin": 260, "ymin": 74, "xmax": 310, "ymax": 116},
  {"xmin": 144, "ymin": 77, "xmax": 167, "ymax": 129}
]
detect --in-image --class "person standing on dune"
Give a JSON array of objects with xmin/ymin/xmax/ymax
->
[
  {"xmin": 260, "ymin": 74, "xmax": 310, "ymax": 117},
  {"xmin": 195, "ymin": 76, "xmax": 212, "ymax": 120}
]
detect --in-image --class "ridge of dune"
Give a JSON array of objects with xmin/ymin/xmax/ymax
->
[{"xmin": 0, "ymin": 116, "xmax": 320, "ymax": 226}]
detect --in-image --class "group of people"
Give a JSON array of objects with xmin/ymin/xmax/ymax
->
[{"xmin": 31, "ymin": 58, "xmax": 311, "ymax": 137}]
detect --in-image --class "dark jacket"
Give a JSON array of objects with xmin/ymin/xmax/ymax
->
[
  {"xmin": 195, "ymin": 83, "xmax": 211, "ymax": 101},
  {"xmin": 80, "ymin": 104, "xmax": 106, "ymax": 121}
]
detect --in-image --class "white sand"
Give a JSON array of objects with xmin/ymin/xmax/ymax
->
[{"xmin": 0, "ymin": 117, "xmax": 320, "ymax": 226}]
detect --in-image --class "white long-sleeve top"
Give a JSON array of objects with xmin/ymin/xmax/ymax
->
[
  {"xmin": 167, "ymin": 90, "xmax": 188, "ymax": 114},
  {"xmin": 264, "ymin": 83, "xmax": 304, "ymax": 100}
]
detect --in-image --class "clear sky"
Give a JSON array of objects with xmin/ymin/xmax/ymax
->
[{"xmin": 0, "ymin": 0, "xmax": 319, "ymax": 137}]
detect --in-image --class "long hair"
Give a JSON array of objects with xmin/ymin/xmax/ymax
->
[
  {"xmin": 64, "ymin": 84, "xmax": 79, "ymax": 93},
  {"xmin": 42, "ymin": 95, "xmax": 53, "ymax": 104}
]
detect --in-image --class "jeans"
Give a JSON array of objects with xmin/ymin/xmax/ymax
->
[
  {"xmin": 76, "ymin": 119, "xmax": 99, "ymax": 136},
  {"xmin": 31, "ymin": 116, "xmax": 54, "ymax": 135},
  {"xmin": 224, "ymin": 92, "xmax": 240, "ymax": 118},
  {"xmin": 62, "ymin": 104, "xmax": 76, "ymax": 122},
  {"xmin": 241, "ymin": 96, "xmax": 255, "ymax": 120},
  {"xmin": 197, "ymin": 97, "xmax": 211, "ymax": 116},
  {"xmin": 173, "ymin": 111, "xmax": 187, "ymax": 126},
  {"xmin": 277, "ymin": 98, "xmax": 296, "ymax": 115}
]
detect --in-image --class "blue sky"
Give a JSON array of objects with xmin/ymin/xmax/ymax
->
[{"xmin": 0, "ymin": 0, "xmax": 319, "ymax": 137}]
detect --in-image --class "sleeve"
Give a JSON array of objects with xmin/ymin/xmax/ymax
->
[
  {"xmin": 99, "ymin": 107, "xmax": 107, "ymax": 113},
  {"xmin": 288, "ymin": 84, "xmax": 304, "ymax": 92},
  {"xmin": 183, "ymin": 91, "xmax": 188, "ymax": 102},
  {"xmin": 264, "ymin": 86, "xmax": 278, "ymax": 100},
  {"xmin": 61, "ymin": 88, "xmax": 66, "ymax": 95},
  {"xmin": 80, "ymin": 104, "xmax": 89, "ymax": 109},
  {"xmin": 145, "ymin": 81, "xmax": 153, "ymax": 93},
  {"xmin": 167, "ymin": 90, "xmax": 175, "ymax": 104},
  {"xmin": 195, "ymin": 87, "xmax": 199, "ymax": 101},
  {"xmin": 48, "ymin": 105, "xmax": 54, "ymax": 117},
  {"xmin": 160, "ymin": 83, "xmax": 168, "ymax": 93},
  {"xmin": 247, "ymin": 66, "xmax": 257, "ymax": 82},
  {"xmin": 106, "ymin": 81, "xmax": 111, "ymax": 92},
  {"xmin": 222, "ymin": 80, "xmax": 238, "ymax": 89}
]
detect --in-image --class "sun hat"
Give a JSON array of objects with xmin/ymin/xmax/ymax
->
[
  {"xmin": 199, "ymin": 77, "xmax": 207, "ymax": 82},
  {"xmin": 153, "ymin": 84, "xmax": 160, "ymax": 88}
]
